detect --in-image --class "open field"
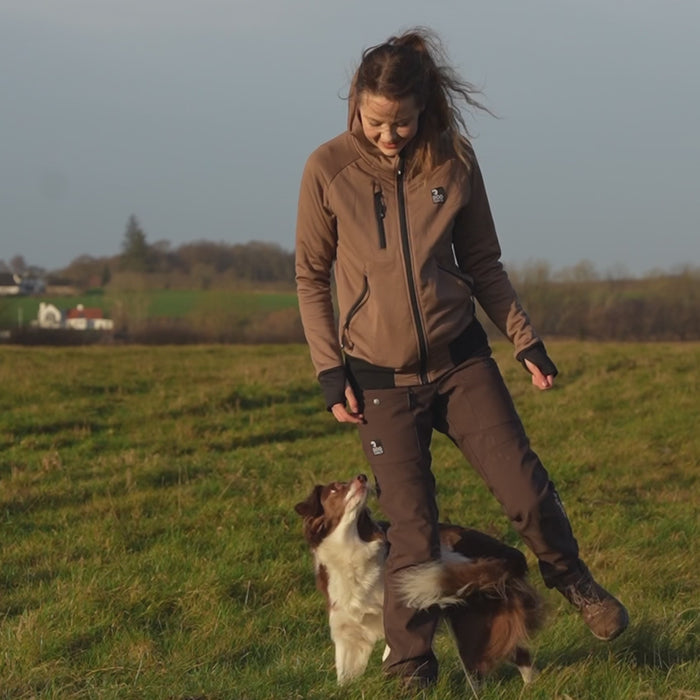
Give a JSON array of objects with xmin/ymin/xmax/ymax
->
[{"xmin": 0, "ymin": 341, "xmax": 698, "ymax": 699}]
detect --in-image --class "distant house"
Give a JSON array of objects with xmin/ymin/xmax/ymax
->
[
  {"xmin": 20, "ymin": 277, "xmax": 46, "ymax": 294},
  {"xmin": 34, "ymin": 302, "xmax": 114, "ymax": 331},
  {"xmin": 45, "ymin": 276, "xmax": 78, "ymax": 296},
  {"xmin": 66, "ymin": 304, "xmax": 114, "ymax": 331},
  {"xmin": 36, "ymin": 303, "xmax": 63, "ymax": 328},
  {"xmin": 0, "ymin": 272, "xmax": 46, "ymax": 296},
  {"xmin": 0, "ymin": 272, "xmax": 21, "ymax": 296}
]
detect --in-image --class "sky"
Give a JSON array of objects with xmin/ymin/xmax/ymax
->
[{"xmin": 2, "ymin": 0, "xmax": 699, "ymax": 277}]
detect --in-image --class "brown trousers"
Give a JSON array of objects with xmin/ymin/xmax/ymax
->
[{"xmin": 355, "ymin": 354, "xmax": 585, "ymax": 678}]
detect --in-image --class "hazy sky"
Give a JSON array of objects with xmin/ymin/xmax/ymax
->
[{"xmin": 2, "ymin": 0, "xmax": 699, "ymax": 276}]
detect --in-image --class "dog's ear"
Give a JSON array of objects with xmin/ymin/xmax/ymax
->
[
  {"xmin": 295, "ymin": 485, "xmax": 329, "ymax": 548},
  {"xmin": 294, "ymin": 485, "xmax": 324, "ymax": 519}
]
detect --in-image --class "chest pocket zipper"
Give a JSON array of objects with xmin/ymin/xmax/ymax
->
[{"xmin": 373, "ymin": 186, "xmax": 387, "ymax": 249}]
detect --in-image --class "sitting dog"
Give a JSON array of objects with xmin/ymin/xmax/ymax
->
[{"xmin": 294, "ymin": 474, "xmax": 544, "ymax": 686}]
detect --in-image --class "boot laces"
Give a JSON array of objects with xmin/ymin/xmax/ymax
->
[{"xmin": 565, "ymin": 576, "xmax": 604, "ymax": 610}]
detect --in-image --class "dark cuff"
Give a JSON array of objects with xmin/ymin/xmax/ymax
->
[
  {"xmin": 516, "ymin": 342, "xmax": 559, "ymax": 377},
  {"xmin": 318, "ymin": 366, "xmax": 347, "ymax": 410}
]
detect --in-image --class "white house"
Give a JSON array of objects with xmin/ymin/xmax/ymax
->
[
  {"xmin": 36, "ymin": 303, "xmax": 63, "ymax": 328},
  {"xmin": 35, "ymin": 303, "xmax": 114, "ymax": 331}
]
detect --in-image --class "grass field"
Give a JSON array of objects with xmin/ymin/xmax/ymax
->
[{"xmin": 0, "ymin": 341, "xmax": 698, "ymax": 699}]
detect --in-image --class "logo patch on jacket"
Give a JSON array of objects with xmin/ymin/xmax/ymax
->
[{"xmin": 431, "ymin": 187, "xmax": 446, "ymax": 204}]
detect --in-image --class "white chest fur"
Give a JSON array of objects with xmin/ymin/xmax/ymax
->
[
  {"xmin": 316, "ymin": 522, "xmax": 385, "ymax": 614},
  {"xmin": 314, "ymin": 521, "xmax": 387, "ymax": 683}
]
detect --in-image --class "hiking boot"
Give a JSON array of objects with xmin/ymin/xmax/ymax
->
[
  {"xmin": 559, "ymin": 573, "xmax": 629, "ymax": 640},
  {"xmin": 386, "ymin": 656, "xmax": 437, "ymax": 695},
  {"xmin": 397, "ymin": 674, "xmax": 436, "ymax": 696}
]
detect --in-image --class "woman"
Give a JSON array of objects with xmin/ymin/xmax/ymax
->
[{"xmin": 295, "ymin": 28, "xmax": 628, "ymax": 687}]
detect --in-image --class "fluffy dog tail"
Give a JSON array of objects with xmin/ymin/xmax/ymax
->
[
  {"xmin": 443, "ymin": 575, "xmax": 544, "ymax": 678},
  {"xmin": 480, "ymin": 577, "xmax": 544, "ymax": 663},
  {"xmin": 396, "ymin": 551, "xmax": 511, "ymax": 609}
]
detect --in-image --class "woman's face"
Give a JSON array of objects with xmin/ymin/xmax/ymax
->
[{"xmin": 358, "ymin": 93, "xmax": 421, "ymax": 157}]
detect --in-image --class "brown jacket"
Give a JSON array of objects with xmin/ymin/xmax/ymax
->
[{"xmin": 295, "ymin": 111, "xmax": 540, "ymax": 405}]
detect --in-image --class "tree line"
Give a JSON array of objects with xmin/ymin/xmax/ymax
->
[
  {"xmin": 503, "ymin": 262, "xmax": 700, "ymax": 341},
  {"xmin": 51, "ymin": 215, "xmax": 296, "ymax": 292},
  {"xmin": 3, "ymin": 216, "xmax": 699, "ymax": 342}
]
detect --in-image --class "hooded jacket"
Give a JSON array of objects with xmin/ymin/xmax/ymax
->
[{"xmin": 295, "ymin": 99, "xmax": 541, "ymax": 407}]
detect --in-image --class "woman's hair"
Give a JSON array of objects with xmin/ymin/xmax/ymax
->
[{"xmin": 351, "ymin": 27, "xmax": 491, "ymax": 174}]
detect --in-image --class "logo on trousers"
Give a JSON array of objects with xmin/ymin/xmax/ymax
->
[{"xmin": 370, "ymin": 440, "xmax": 384, "ymax": 456}]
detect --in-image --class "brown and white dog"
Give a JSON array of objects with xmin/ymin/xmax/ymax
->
[{"xmin": 295, "ymin": 474, "xmax": 544, "ymax": 686}]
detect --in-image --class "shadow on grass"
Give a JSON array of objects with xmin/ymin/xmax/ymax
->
[
  {"xmin": 220, "ymin": 384, "xmax": 321, "ymax": 412},
  {"xmin": 537, "ymin": 613, "xmax": 699, "ymax": 671},
  {"xmin": 0, "ymin": 487, "xmax": 94, "ymax": 518},
  {"xmin": 162, "ymin": 384, "xmax": 322, "ymax": 420},
  {"xmin": 6, "ymin": 418, "xmax": 109, "ymax": 443},
  {"xmin": 204, "ymin": 420, "xmax": 352, "ymax": 452},
  {"xmin": 618, "ymin": 614, "xmax": 699, "ymax": 669},
  {"xmin": 431, "ymin": 613, "xmax": 700, "ymax": 699}
]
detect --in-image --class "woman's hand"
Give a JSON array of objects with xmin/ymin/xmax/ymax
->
[
  {"xmin": 524, "ymin": 358, "xmax": 555, "ymax": 390},
  {"xmin": 330, "ymin": 384, "xmax": 364, "ymax": 423}
]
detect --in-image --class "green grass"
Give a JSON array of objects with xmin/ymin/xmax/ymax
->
[
  {"xmin": 147, "ymin": 290, "xmax": 298, "ymax": 319},
  {"xmin": 0, "ymin": 341, "xmax": 698, "ymax": 699}
]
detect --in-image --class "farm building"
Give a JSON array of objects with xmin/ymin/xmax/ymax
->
[
  {"xmin": 0, "ymin": 273, "xmax": 22, "ymax": 296},
  {"xmin": 34, "ymin": 303, "xmax": 114, "ymax": 331},
  {"xmin": 0, "ymin": 272, "xmax": 46, "ymax": 296}
]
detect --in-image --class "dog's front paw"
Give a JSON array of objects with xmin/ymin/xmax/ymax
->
[{"xmin": 518, "ymin": 664, "xmax": 539, "ymax": 684}]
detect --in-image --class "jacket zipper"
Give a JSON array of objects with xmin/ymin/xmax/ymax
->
[
  {"xmin": 396, "ymin": 157, "xmax": 429, "ymax": 383},
  {"xmin": 373, "ymin": 185, "xmax": 387, "ymax": 249},
  {"xmin": 341, "ymin": 275, "xmax": 369, "ymax": 350}
]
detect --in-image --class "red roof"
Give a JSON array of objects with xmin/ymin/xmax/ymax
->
[{"xmin": 67, "ymin": 306, "xmax": 104, "ymax": 320}]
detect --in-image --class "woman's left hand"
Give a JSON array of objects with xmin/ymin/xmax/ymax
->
[{"xmin": 524, "ymin": 358, "xmax": 555, "ymax": 390}]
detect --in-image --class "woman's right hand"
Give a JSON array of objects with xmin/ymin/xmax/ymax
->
[{"xmin": 330, "ymin": 384, "xmax": 364, "ymax": 424}]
